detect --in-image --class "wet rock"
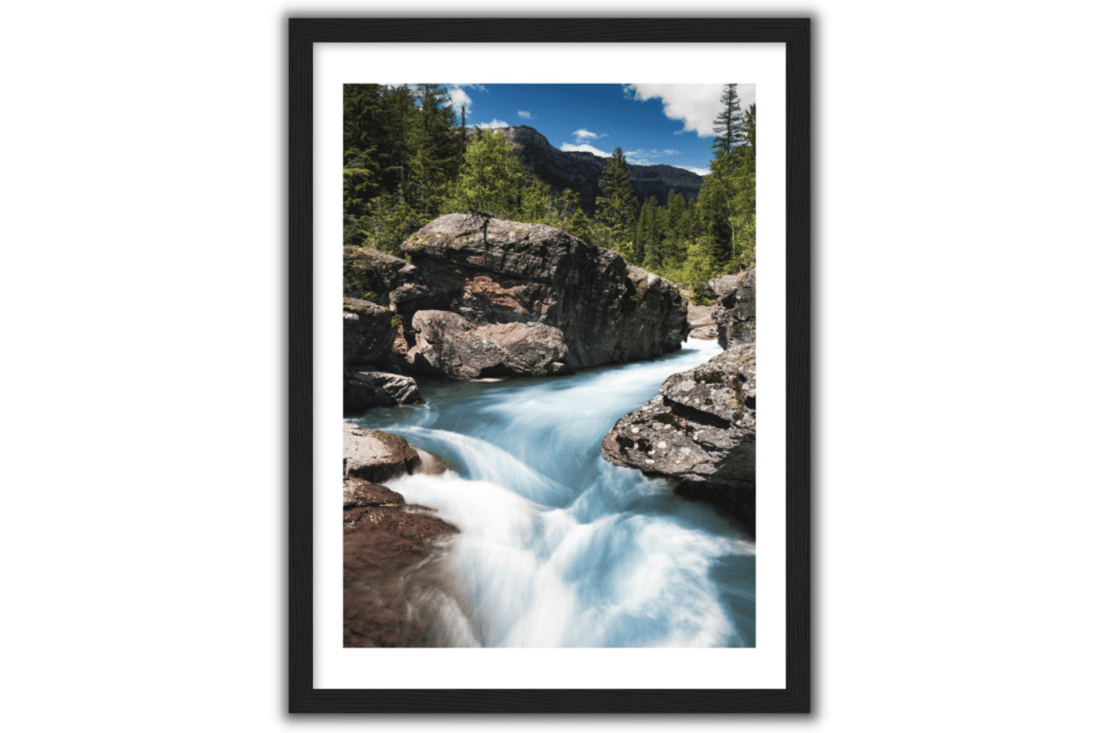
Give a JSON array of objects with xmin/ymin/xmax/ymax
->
[
  {"xmin": 601, "ymin": 343, "xmax": 757, "ymax": 532},
  {"xmin": 343, "ymin": 424, "xmax": 421, "ymax": 483},
  {"xmin": 343, "ymin": 476, "xmax": 405, "ymax": 509},
  {"xmin": 343, "ymin": 370, "xmax": 422, "ymax": 413}
]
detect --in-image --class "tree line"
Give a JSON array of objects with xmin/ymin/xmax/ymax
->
[{"xmin": 344, "ymin": 83, "xmax": 756, "ymax": 292}]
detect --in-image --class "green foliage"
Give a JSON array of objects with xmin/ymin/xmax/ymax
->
[
  {"xmin": 712, "ymin": 83, "xmax": 744, "ymax": 156},
  {"xmin": 689, "ymin": 282, "xmax": 716, "ymax": 306},
  {"xmin": 729, "ymin": 104, "xmax": 757, "ymax": 270},
  {"xmin": 340, "ymin": 85, "xmax": 755, "ymax": 288},
  {"xmin": 698, "ymin": 150, "xmax": 736, "ymax": 271},
  {"xmin": 595, "ymin": 147, "xmax": 639, "ymax": 254},
  {"xmin": 442, "ymin": 129, "xmax": 527, "ymax": 219}
]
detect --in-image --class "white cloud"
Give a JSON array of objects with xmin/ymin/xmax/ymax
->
[
  {"xmin": 476, "ymin": 119, "xmax": 510, "ymax": 130},
  {"xmin": 663, "ymin": 149, "xmax": 680, "ymax": 155},
  {"xmin": 572, "ymin": 129, "xmax": 605, "ymax": 141},
  {"xmin": 560, "ymin": 143, "xmax": 612, "ymax": 158},
  {"xmin": 681, "ymin": 166, "xmax": 712, "ymax": 176},
  {"xmin": 447, "ymin": 86, "xmax": 473, "ymax": 111},
  {"xmin": 627, "ymin": 84, "xmax": 757, "ymax": 137},
  {"xmin": 517, "ymin": 110, "xmax": 532, "ymax": 119}
]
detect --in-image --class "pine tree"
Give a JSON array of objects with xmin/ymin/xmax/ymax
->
[
  {"xmin": 638, "ymin": 196, "xmax": 662, "ymax": 269},
  {"xmin": 698, "ymin": 150, "xmax": 736, "ymax": 271},
  {"xmin": 379, "ymin": 85, "xmax": 417, "ymax": 205},
  {"xmin": 729, "ymin": 103, "xmax": 756, "ymax": 269},
  {"xmin": 409, "ymin": 84, "xmax": 463, "ymax": 219},
  {"xmin": 711, "ymin": 83, "xmax": 744, "ymax": 156},
  {"xmin": 343, "ymin": 84, "xmax": 386, "ymax": 222},
  {"xmin": 595, "ymin": 147, "xmax": 639, "ymax": 253},
  {"xmin": 663, "ymin": 190, "xmax": 687, "ymax": 269}
]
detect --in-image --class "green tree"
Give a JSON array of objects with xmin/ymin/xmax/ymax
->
[
  {"xmin": 711, "ymin": 83, "xmax": 744, "ymax": 156},
  {"xmin": 595, "ymin": 147, "xmax": 638, "ymax": 253},
  {"xmin": 635, "ymin": 195, "xmax": 661, "ymax": 268},
  {"xmin": 343, "ymin": 84, "xmax": 386, "ymax": 222},
  {"xmin": 443, "ymin": 129, "xmax": 526, "ymax": 219},
  {"xmin": 698, "ymin": 150, "xmax": 737, "ymax": 271},
  {"xmin": 409, "ymin": 84, "xmax": 463, "ymax": 219},
  {"xmin": 378, "ymin": 85, "xmax": 418, "ymax": 205},
  {"xmin": 729, "ymin": 103, "xmax": 756, "ymax": 269},
  {"xmin": 663, "ymin": 189, "xmax": 687, "ymax": 268}
]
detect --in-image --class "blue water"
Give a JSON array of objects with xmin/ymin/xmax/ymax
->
[{"xmin": 352, "ymin": 337, "xmax": 755, "ymax": 647}]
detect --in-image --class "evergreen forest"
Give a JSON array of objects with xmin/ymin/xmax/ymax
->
[{"xmin": 344, "ymin": 83, "xmax": 756, "ymax": 299}]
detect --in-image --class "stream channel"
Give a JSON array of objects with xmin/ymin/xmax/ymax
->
[{"xmin": 350, "ymin": 336, "xmax": 755, "ymax": 647}]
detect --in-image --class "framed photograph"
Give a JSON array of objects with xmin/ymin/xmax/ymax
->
[{"xmin": 289, "ymin": 17, "xmax": 809, "ymax": 713}]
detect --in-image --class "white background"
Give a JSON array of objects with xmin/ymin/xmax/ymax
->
[{"xmin": 314, "ymin": 41, "xmax": 787, "ymax": 690}]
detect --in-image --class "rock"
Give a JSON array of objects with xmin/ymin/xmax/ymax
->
[
  {"xmin": 343, "ymin": 484, "xmax": 458, "ymax": 647},
  {"xmin": 343, "ymin": 298, "xmax": 397, "ymax": 367},
  {"xmin": 343, "ymin": 476, "xmax": 405, "ymax": 508},
  {"xmin": 687, "ymin": 303, "xmax": 718, "ymax": 340},
  {"xmin": 395, "ymin": 214, "xmax": 688, "ymax": 378},
  {"xmin": 343, "ymin": 370, "xmax": 422, "ymax": 413},
  {"xmin": 343, "ymin": 245, "xmax": 416, "ymax": 303},
  {"xmin": 601, "ymin": 342, "xmax": 757, "ymax": 532},
  {"xmin": 406, "ymin": 310, "xmax": 569, "ymax": 379},
  {"xmin": 341, "ymin": 421, "xmax": 459, "ymax": 648},
  {"xmin": 343, "ymin": 423, "xmax": 421, "ymax": 483},
  {"xmin": 708, "ymin": 268, "xmax": 756, "ymax": 349}
]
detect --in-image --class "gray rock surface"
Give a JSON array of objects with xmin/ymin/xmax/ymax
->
[
  {"xmin": 343, "ymin": 370, "xmax": 423, "ymax": 413},
  {"xmin": 601, "ymin": 342, "xmax": 757, "ymax": 531},
  {"xmin": 687, "ymin": 303, "xmax": 718, "ymax": 340},
  {"xmin": 343, "ymin": 299, "xmax": 397, "ymax": 367},
  {"xmin": 394, "ymin": 214, "xmax": 688, "ymax": 378},
  {"xmin": 708, "ymin": 268, "xmax": 756, "ymax": 349},
  {"xmin": 405, "ymin": 310, "xmax": 569, "ymax": 379},
  {"xmin": 343, "ymin": 424, "xmax": 422, "ymax": 484}
]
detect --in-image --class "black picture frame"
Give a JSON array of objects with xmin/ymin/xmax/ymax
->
[{"xmin": 289, "ymin": 17, "xmax": 809, "ymax": 713}]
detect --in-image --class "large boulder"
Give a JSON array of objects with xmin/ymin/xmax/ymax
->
[
  {"xmin": 343, "ymin": 424, "xmax": 421, "ymax": 483},
  {"xmin": 392, "ymin": 214, "xmax": 688, "ymax": 378},
  {"xmin": 601, "ymin": 342, "xmax": 757, "ymax": 532},
  {"xmin": 405, "ymin": 310, "xmax": 569, "ymax": 379},
  {"xmin": 343, "ymin": 298, "xmax": 397, "ymax": 367},
  {"xmin": 708, "ymin": 268, "xmax": 756, "ymax": 349},
  {"xmin": 343, "ymin": 370, "xmax": 423, "ymax": 413}
]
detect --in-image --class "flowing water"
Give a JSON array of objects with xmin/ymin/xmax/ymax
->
[{"xmin": 351, "ymin": 337, "xmax": 755, "ymax": 647}]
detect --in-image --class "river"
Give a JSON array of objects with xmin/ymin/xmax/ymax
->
[{"xmin": 350, "ymin": 336, "xmax": 755, "ymax": 647}]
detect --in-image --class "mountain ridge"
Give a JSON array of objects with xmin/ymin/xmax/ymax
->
[{"xmin": 483, "ymin": 125, "xmax": 705, "ymax": 216}]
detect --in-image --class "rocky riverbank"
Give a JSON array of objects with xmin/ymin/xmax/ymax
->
[
  {"xmin": 343, "ymin": 214, "xmax": 690, "ymax": 412},
  {"xmin": 601, "ymin": 268, "xmax": 757, "ymax": 534},
  {"xmin": 342, "ymin": 423, "xmax": 458, "ymax": 647}
]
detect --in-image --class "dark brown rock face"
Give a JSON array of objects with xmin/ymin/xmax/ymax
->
[
  {"xmin": 343, "ymin": 298, "xmax": 397, "ymax": 367},
  {"xmin": 343, "ymin": 370, "xmax": 422, "ymax": 413},
  {"xmin": 601, "ymin": 342, "xmax": 757, "ymax": 532},
  {"xmin": 393, "ymin": 214, "xmax": 689, "ymax": 379},
  {"xmin": 342, "ymin": 430, "xmax": 459, "ymax": 647},
  {"xmin": 708, "ymin": 268, "xmax": 756, "ymax": 349}
]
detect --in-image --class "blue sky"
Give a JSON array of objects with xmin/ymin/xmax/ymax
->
[{"xmin": 442, "ymin": 84, "xmax": 755, "ymax": 177}]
